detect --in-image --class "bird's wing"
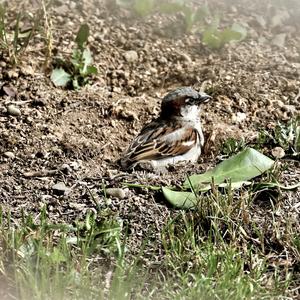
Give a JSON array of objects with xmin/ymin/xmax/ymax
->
[{"xmin": 122, "ymin": 120, "xmax": 199, "ymax": 166}]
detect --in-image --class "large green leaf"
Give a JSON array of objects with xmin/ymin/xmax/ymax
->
[
  {"xmin": 163, "ymin": 181, "xmax": 299, "ymax": 209},
  {"xmin": 51, "ymin": 68, "xmax": 71, "ymax": 87},
  {"xmin": 183, "ymin": 148, "xmax": 274, "ymax": 190},
  {"xmin": 162, "ymin": 187, "xmax": 197, "ymax": 209}
]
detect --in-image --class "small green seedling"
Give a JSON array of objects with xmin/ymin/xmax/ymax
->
[
  {"xmin": 158, "ymin": 1, "xmax": 209, "ymax": 32},
  {"xmin": 221, "ymin": 137, "xmax": 246, "ymax": 157},
  {"xmin": 259, "ymin": 117, "xmax": 300, "ymax": 156},
  {"xmin": 202, "ymin": 17, "xmax": 247, "ymax": 49},
  {"xmin": 51, "ymin": 24, "xmax": 97, "ymax": 89},
  {"xmin": 114, "ymin": 0, "xmax": 245, "ymax": 48}
]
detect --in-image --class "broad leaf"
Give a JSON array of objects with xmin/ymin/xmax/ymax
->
[
  {"xmin": 162, "ymin": 187, "xmax": 197, "ymax": 209},
  {"xmin": 183, "ymin": 148, "xmax": 274, "ymax": 190},
  {"xmin": 86, "ymin": 65, "xmax": 98, "ymax": 75},
  {"xmin": 51, "ymin": 68, "xmax": 71, "ymax": 87},
  {"xmin": 75, "ymin": 24, "xmax": 89, "ymax": 48},
  {"xmin": 82, "ymin": 48, "xmax": 93, "ymax": 66},
  {"xmin": 81, "ymin": 48, "xmax": 93, "ymax": 74},
  {"xmin": 162, "ymin": 148, "xmax": 277, "ymax": 209},
  {"xmin": 163, "ymin": 182, "xmax": 253, "ymax": 209},
  {"xmin": 202, "ymin": 22, "xmax": 246, "ymax": 49},
  {"xmin": 202, "ymin": 28, "xmax": 221, "ymax": 49},
  {"xmin": 220, "ymin": 28, "xmax": 243, "ymax": 44}
]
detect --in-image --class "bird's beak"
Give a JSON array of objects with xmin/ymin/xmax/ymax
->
[{"xmin": 198, "ymin": 92, "xmax": 212, "ymax": 103}]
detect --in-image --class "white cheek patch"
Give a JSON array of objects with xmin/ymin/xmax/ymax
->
[{"xmin": 180, "ymin": 105, "xmax": 200, "ymax": 120}]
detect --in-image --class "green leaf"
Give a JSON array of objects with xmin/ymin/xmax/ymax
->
[
  {"xmin": 81, "ymin": 48, "xmax": 94, "ymax": 74},
  {"xmin": 162, "ymin": 187, "xmax": 197, "ymax": 209},
  {"xmin": 202, "ymin": 28, "xmax": 221, "ymax": 49},
  {"xmin": 51, "ymin": 68, "xmax": 71, "ymax": 87},
  {"xmin": 82, "ymin": 48, "xmax": 93, "ymax": 66},
  {"xmin": 220, "ymin": 28, "xmax": 242, "ymax": 44},
  {"xmin": 202, "ymin": 21, "xmax": 246, "ymax": 49},
  {"xmin": 85, "ymin": 65, "xmax": 98, "ymax": 75},
  {"xmin": 183, "ymin": 148, "xmax": 274, "ymax": 190},
  {"xmin": 75, "ymin": 24, "xmax": 89, "ymax": 48}
]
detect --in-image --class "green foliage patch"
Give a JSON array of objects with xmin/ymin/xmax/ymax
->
[
  {"xmin": 113, "ymin": 0, "xmax": 247, "ymax": 48},
  {"xmin": 51, "ymin": 24, "xmax": 97, "ymax": 89}
]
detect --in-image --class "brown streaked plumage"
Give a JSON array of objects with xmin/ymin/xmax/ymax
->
[{"xmin": 120, "ymin": 87, "xmax": 211, "ymax": 171}]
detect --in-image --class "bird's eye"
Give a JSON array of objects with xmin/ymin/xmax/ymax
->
[{"xmin": 185, "ymin": 97, "xmax": 196, "ymax": 105}]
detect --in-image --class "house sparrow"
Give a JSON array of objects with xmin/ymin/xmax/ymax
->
[{"xmin": 120, "ymin": 87, "xmax": 211, "ymax": 171}]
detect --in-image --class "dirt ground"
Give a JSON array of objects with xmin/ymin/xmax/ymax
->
[{"xmin": 0, "ymin": 0, "xmax": 299, "ymax": 278}]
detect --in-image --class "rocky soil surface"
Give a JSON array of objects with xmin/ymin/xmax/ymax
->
[{"xmin": 0, "ymin": 1, "xmax": 299, "ymax": 293}]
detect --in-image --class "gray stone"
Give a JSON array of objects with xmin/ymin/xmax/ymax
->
[
  {"xmin": 124, "ymin": 50, "xmax": 138, "ymax": 63},
  {"xmin": 106, "ymin": 188, "xmax": 128, "ymax": 199},
  {"xmin": 271, "ymin": 147, "xmax": 285, "ymax": 159},
  {"xmin": 7, "ymin": 105, "xmax": 21, "ymax": 116},
  {"xmin": 52, "ymin": 182, "xmax": 71, "ymax": 196},
  {"xmin": 3, "ymin": 151, "xmax": 15, "ymax": 159}
]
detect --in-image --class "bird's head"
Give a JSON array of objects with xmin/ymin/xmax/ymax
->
[{"xmin": 160, "ymin": 87, "xmax": 211, "ymax": 121}]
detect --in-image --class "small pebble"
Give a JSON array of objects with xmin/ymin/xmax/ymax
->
[
  {"xmin": 106, "ymin": 188, "xmax": 127, "ymax": 199},
  {"xmin": 271, "ymin": 147, "xmax": 285, "ymax": 159},
  {"xmin": 69, "ymin": 161, "xmax": 81, "ymax": 170},
  {"xmin": 180, "ymin": 53, "xmax": 192, "ymax": 63},
  {"xmin": 124, "ymin": 50, "xmax": 138, "ymax": 63},
  {"xmin": 7, "ymin": 70, "xmax": 19, "ymax": 79},
  {"xmin": 7, "ymin": 105, "xmax": 21, "ymax": 116},
  {"xmin": 3, "ymin": 151, "xmax": 15, "ymax": 159},
  {"xmin": 61, "ymin": 163, "xmax": 72, "ymax": 174},
  {"xmin": 232, "ymin": 112, "xmax": 247, "ymax": 123},
  {"xmin": 52, "ymin": 182, "xmax": 71, "ymax": 196}
]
